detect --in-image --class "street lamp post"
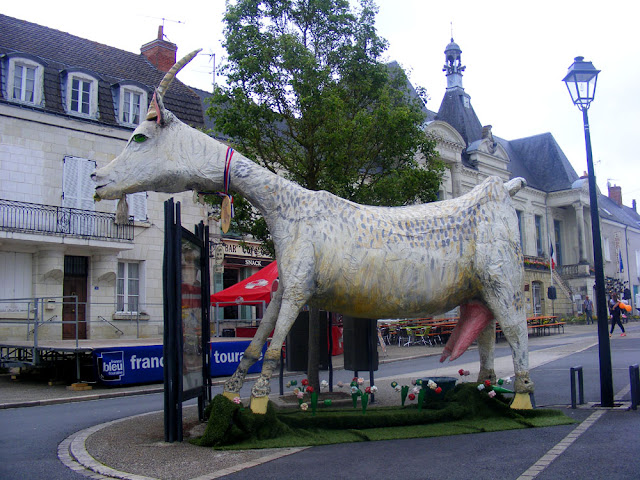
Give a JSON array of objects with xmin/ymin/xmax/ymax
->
[{"xmin": 563, "ymin": 56, "xmax": 614, "ymax": 407}]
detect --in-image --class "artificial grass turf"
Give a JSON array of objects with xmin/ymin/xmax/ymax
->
[{"xmin": 195, "ymin": 384, "xmax": 575, "ymax": 450}]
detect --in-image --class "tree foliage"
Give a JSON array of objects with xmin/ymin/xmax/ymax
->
[{"xmin": 208, "ymin": 0, "xmax": 444, "ymax": 252}]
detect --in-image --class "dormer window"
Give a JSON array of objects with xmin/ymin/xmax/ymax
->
[
  {"xmin": 3, "ymin": 55, "xmax": 45, "ymax": 107},
  {"xmin": 63, "ymin": 70, "xmax": 99, "ymax": 118},
  {"xmin": 113, "ymin": 82, "xmax": 148, "ymax": 127}
]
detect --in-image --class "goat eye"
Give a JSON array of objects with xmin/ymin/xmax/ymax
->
[{"xmin": 132, "ymin": 134, "xmax": 147, "ymax": 143}]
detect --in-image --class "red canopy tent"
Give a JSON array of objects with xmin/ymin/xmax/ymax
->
[{"xmin": 210, "ymin": 261, "xmax": 278, "ymax": 305}]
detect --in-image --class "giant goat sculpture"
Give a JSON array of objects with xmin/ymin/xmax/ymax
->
[{"xmin": 93, "ymin": 51, "xmax": 534, "ymax": 413}]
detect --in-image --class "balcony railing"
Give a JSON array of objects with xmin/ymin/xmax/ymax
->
[{"xmin": 0, "ymin": 199, "xmax": 134, "ymax": 241}]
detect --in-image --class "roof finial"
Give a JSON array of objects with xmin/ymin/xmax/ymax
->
[{"xmin": 450, "ymin": 21, "xmax": 454, "ymax": 42}]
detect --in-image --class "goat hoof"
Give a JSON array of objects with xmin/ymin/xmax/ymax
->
[
  {"xmin": 222, "ymin": 391, "xmax": 240, "ymax": 402},
  {"xmin": 250, "ymin": 395, "xmax": 269, "ymax": 414}
]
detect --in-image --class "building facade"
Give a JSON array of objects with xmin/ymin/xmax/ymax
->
[
  {"xmin": 422, "ymin": 38, "xmax": 640, "ymax": 319},
  {"xmin": 0, "ymin": 15, "xmax": 213, "ymax": 341}
]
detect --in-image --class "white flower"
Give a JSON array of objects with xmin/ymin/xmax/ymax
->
[
  {"xmin": 357, "ymin": 377, "xmax": 365, "ymax": 385},
  {"xmin": 293, "ymin": 388, "xmax": 300, "ymax": 395},
  {"xmin": 395, "ymin": 385, "xmax": 402, "ymax": 392},
  {"xmin": 427, "ymin": 380, "xmax": 436, "ymax": 389},
  {"xmin": 412, "ymin": 386, "xmax": 420, "ymax": 394},
  {"xmin": 370, "ymin": 385, "xmax": 378, "ymax": 393},
  {"xmin": 233, "ymin": 397, "xmax": 242, "ymax": 404},
  {"xmin": 477, "ymin": 384, "xmax": 485, "ymax": 391},
  {"xmin": 321, "ymin": 380, "xmax": 329, "ymax": 389},
  {"xmin": 351, "ymin": 386, "xmax": 359, "ymax": 394},
  {"xmin": 300, "ymin": 403, "xmax": 308, "ymax": 411},
  {"xmin": 286, "ymin": 381, "xmax": 292, "ymax": 388}
]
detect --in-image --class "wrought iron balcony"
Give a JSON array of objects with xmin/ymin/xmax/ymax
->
[{"xmin": 0, "ymin": 199, "xmax": 134, "ymax": 241}]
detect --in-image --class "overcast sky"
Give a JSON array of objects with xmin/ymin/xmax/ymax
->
[{"xmin": 4, "ymin": 1, "xmax": 639, "ymax": 205}]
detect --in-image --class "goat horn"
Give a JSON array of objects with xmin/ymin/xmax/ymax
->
[
  {"xmin": 157, "ymin": 49, "xmax": 201, "ymax": 97},
  {"xmin": 146, "ymin": 48, "xmax": 201, "ymax": 120}
]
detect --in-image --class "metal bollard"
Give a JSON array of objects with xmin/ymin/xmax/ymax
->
[
  {"xmin": 570, "ymin": 366, "xmax": 584, "ymax": 409},
  {"xmin": 630, "ymin": 364, "xmax": 639, "ymax": 411}
]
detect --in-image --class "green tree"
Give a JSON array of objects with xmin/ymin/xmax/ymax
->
[{"xmin": 209, "ymin": 0, "xmax": 444, "ymax": 392}]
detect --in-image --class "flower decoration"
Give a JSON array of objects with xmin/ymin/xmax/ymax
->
[
  {"xmin": 286, "ymin": 381, "xmax": 292, "ymax": 388},
  {"xmin": 477, "ymin": 384, "xmax": 485, "ymax": 391},
  {"xmin": 458, "ymin": 369, "xmax": 465, "ymax": 376},
  {"xmin": 306, "ymin": 386, "xmax": 314, "ymax": 394},
  {"xmin": 323, "ymin": 399, "xmax": 332, "ymax": 406},
  {"xmin": 321, "ymin": 380, "xmax": 329, "ymax": 389},
  {"xmin": 297, "ymin": 391, "xmax": 304, "ymax": 400},
  {"xmin": 484, "ymin": 380, "xmax": 492, "ymax": 387},
  {"xmin": 395, "ymin": 385, "xmax": 401, "ymax": 392},
  {"xmin": 435, "ymin": 387, "xmax": 442, "ymax": 394},
  {"xmin": 391, "ymin": 381, "xmax": 398, "ymax": 388},
  {"xmin": 357, "ymin": 377, "xmax": 365, "ymax": 386},
  {"xmin": 412, "ymin": 386, "xmax": 420, "ymax": 394},
  {"xmin": 464, "ymin": 370, "xmax": 470, "ymax": 376},
  {"xmin": 300, "ymin": 402, "xmax": 308, "ymax": 411},
  {"xmin": 415, "ymin": 379, "xmax": 423, "ymax": 386},
  {"xmin": 293, "ymin": 387, "xmax": 301, "ymax": 395},
  {"xmin": 370, "ymin": 386, "xmax": 378, "ymax": 393},
  {"xmin": 408, "ymin": 393, "xmax": 416, "ymax": 401},
  {"xmin": 488, "ymin": 390, "xmax": 496, "ymax": 398},
  {"xmin": 301, "ymin": 379, "xmax": 309, "ymax": 386},
  {"xmin": 233, "ymin": 397, "xmax": 241, "ymax": 404},
  {"xmin": 497, "ymin": 378, "xmax": 504, "ymax": 385},
  {"xmin": 365, "ymin": 386, "xmax": 371, "ymax": 394},
  {"xmin": 290, "ymin": 380, "xmax": 298, "ymax": 386},
  {"xmin": 337, "ymin": 381, "xmax": 344, "ymax": 388},
  {"xmin": 351, "ymin": 386, "xmax": 359, "ymax": 395}
]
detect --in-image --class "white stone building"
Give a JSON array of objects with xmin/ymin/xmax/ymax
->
[
  {"xmin": 421, "ymin": 38, "xmax": 640, "ymax": 319},
  {"xmin": 0, "ymin": 15, "xmax": 211, "ymax": 341}
]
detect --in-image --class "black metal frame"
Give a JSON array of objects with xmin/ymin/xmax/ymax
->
[{"xmin": 163, "ymin": 199, "xmax": 211, "ymax": 443}]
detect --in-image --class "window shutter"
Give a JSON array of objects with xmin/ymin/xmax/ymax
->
[
  {"xmin": 127, "ymin": 192, "xmax": 147, "ymax": 222},
  {"xmin": 62, "ymin": 157, "xmax": 96, "ymax": 211}
]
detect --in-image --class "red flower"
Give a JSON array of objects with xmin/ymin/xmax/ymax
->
[
  {"xmin": 301, "ymin": 379, "xmax": 309, "ymax": 386},
  {"xmin": 484, "ymin": 380, "xmax": 492, "ymax": 387},
  {"xmin": 365, "ymin": 386, "xmax": 371, "ymax": 394},
  {"xmin": 435, "ymin": 387, "xmax": 442, "ymax": 394},
  {"xmin": 306, "ymin": 386, "xmax": 314, "ymax": 393},
  {"xmin": 408, "ymin": 393, "xmax": 416, "ymax": 401},
  {"xmin": 458, "ymin": 369, "xmax": 465, "ymax": 376},
  {"xmin": 352, "ymin": 377, "xmax": 358, "ymax": 382}
]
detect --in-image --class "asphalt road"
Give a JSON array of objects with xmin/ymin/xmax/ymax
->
[{"xmin": 0, "ymin": 325, "xmax": 638, "ymax": 479}]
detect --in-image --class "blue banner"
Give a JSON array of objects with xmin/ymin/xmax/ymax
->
[{"xmin": 94, "ymin": 341, "xmax": 266, "ymax": 386}]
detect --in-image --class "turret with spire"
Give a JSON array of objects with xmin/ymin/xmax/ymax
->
[{"xmin": 443, "ymin": 37, "xmax": 465, "ymax": 90}]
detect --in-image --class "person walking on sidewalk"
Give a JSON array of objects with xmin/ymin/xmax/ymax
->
[
  {"xmin": 583, "ymin": 296, "xmax": 594, "ymax": 325},
  {"xmin": 609, "ymin": 294, "xmax": 627, "ymax": 337}
]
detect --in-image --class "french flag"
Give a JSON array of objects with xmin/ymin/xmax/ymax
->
[{"xmin": 549, "ymin": 237, "xmax": 557, "ymax": 270}]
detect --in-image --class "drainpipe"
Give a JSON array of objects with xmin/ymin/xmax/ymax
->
[{"xmin": 624, "ymin": 225, "xmax": 633, "ymax": 311}]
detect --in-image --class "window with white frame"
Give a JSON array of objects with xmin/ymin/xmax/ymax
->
[
  {"xmin": 603, "ymin": 237, "xmax": 611, "ymax": 262},
  {"xmin": 7, "ymin": 57, "xmax": 44, "ymax": 106},
  {"xmin": 0, "ymin": 252, "xmax": 32, "ymax": 311},
  {"xmin": 534, "ymin": 215, "xmax": 543, "ymax": 257},
  {"xmin": 64, "ymin": 72, "xmax": 98, "ymax": 117},
  {"xmin": 122, "ymin": 88, "xmax": 146, "ymax": 125},
  {"xmin": 117, "ymin": 261, "xmax": 141, "ymax": 313}
]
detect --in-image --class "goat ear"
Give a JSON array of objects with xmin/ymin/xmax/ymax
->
[{"xmin": 146, "ymin": 91, "xmax": 166, "ymax": 125}]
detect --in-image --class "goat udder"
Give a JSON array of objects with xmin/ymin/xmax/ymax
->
[{"xmin": 440, "ymin": 301, "xmax": 494, "ymax": 362}]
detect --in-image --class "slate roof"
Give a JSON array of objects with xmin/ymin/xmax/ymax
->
[{"xmin": 0, "ymin": 14, "xmax": 204, "ymax": 129}]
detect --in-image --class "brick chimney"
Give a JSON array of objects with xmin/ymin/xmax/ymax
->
[
  {"xmin": 141, "ymin": 26, "xmax": 177, "ymax": 72},
  {"xmin": 608, "ymin": 183, "xmax": 622, "ymax": 206}
]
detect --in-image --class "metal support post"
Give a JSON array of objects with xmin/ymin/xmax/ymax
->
[
  {"xmin": 630, "ymin": 364, "xmax": 639, "ymax": 410},
  {"xmin": 570, "ymin": 366, "xmax": 584, "ymax": 408}
]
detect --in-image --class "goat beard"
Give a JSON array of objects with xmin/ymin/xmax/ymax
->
[{"xmin": 115, "ymin": 195, "xmax": 129, "ymax": 224}]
